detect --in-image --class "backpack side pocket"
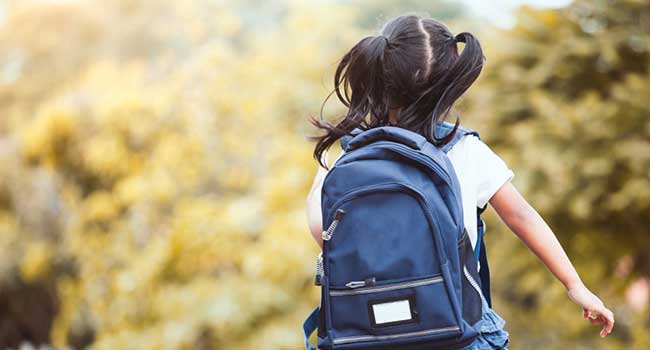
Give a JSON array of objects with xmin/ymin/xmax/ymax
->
[{"xmin": 458, "ymin": 229, "xmax": 483, "ymax": 325}]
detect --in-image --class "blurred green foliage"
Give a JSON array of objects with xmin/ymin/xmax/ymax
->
[
  {"xmin": 0, "ymin": 0, "xmax": 647, "ymax": 349},
  {"xmin": 468, "ymin": 1, "xmax": 650, "ymax": 348}
]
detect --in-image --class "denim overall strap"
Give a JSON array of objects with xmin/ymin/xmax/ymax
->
[{"xmin": 302, "ymin": 306, "xmax": 319, "ymax": 350}]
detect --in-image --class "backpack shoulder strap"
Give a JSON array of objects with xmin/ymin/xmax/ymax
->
[
  {"xmin": 477, "ymin": 204, "xmax": 492, "ymax": 307},
  {"xmin": 435, "ymin": 121, "xmax": 492, "ymax": 304},
  {"xmin": 339, "ymin": 128, "xmax": 363, "ymax": 151},
  {"xmin": 434, "ymin": 121, "xmax": 480, "ymax": 153}
]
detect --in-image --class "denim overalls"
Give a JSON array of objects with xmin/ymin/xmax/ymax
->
[
  {"xmin": 462, "ymin": 204, "xmax": 509, "ymax": 350},
  {"xmin": 461, "ymin": 297, "xmax": 509, "ymax": 349}
]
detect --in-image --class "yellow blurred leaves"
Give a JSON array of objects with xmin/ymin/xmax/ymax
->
[
  {"xmin": 83, "ymin": 132, "xmax": 138, "ymax": 181},
  {"xmin": 21, "ymin": 107, "xmax": 79, "ymax": 166},
  {"xmin": 20, "ymin": 241, "xmax": 53, "ymax": 283}
]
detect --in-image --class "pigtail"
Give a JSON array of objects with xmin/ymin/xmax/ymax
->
[
  {"xmin": 428, "ymin": 32, "xmax": 485, "ymax": 143},
  {"xmin": 310, "ymin": 15, "xmax": 486, "ymax": 166},
  {"xmin": 310, "ymin": 35, "xmax": 392, "ymax": 169},
  {"xmin": 393, "ymin": 20, "xmax": 485, "ymax": 147}
]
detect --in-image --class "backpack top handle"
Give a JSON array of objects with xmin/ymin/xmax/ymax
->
[{"xmin": 345, "ymin": 126, "xmax": 427, "ymax": 151}]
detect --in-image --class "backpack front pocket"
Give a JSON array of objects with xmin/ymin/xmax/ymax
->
[{"xmin": 328, "ymin": 274, "xmax": 462, "ymax": 349}]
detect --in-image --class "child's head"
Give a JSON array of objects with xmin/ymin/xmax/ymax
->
[{"xmin": 312, "ymin": 14, "xmax": 484, "ymax": 167}]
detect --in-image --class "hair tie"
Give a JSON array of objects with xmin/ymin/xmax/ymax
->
[
  {"xmin": 444, "ymin": 34, "xmax": 456, "ymax": 45},
  {"xmin": 454, "ymin": 33, "xmax": 468, "ymax": 43}
]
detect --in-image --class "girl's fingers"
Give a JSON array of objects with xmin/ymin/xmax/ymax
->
[
  {"xmin": 583, "ymin": 309, "xmax": 589, "ymax": 320},
  {"xmin": 597, "ymin": 307, "xmax": 615, "ymax": 337},
  {"xmin": 585, "ymin": 307, "xmax": 614, "ymax": 337},
  {"xmin": 590, "ymin": 317, "xmax": 604, "ymax": 325},
  {"xmin": 589, "ymin": 307, "xmax": 614, "ymax": 337}
]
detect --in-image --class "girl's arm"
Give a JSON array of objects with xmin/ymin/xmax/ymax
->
[
  {"xmin": 306, "ymin": 149, "xmax": 346, "ymax": 248},
  {"xmin": 306, "ymin": 165, "xmax": 326, "ymax": 248},
  {"xmin": 489, "ymin": 182, "xmax": 615, "ymax": 337},
  {"xmin": 306, "ymin": 152, "xmax": 332, "ymax": 249}
]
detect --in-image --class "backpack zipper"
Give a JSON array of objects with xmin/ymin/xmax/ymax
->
[
  {"xmin": 321, "ymin": 209, "xmax": 346, "ymax": 241},
  {"xmin": 366, "ymin": 141, "xmax": 453, "ymax": 187},
  {"xmin": 344, "ymin": 281, "xmax": 366, "ymax": 289},
  {"xmin": 344, "ymin": 277, "xmax": 376, "ymax": 289},
  {"xmin": 323, "ymin": 182, "xmax": 455, "ymax": 280},
  {"xmin": 326, "ymin": 182, "xmax": 453, "ymax": 249},
  {"xmin": 463, "ymin": 265, "xmax": 487, "ymax": 304},
  {"xmin": 314, "ymin": 252, "xmax": 324, "ymax": 286},
  {"xmin": 331, "ymin": 275, "xmax": 443, "ymax": 297},
  {"xmin": 333, "ymin": 326, "xmax": 461, "ymax": 345},
  {"xmin": 335, "ymin": 141, "xmax": 464, "ymax": 222},
  {"xmin": 318, "ymin": 140, "xmax": 454, "ymax": 202},
  {"xmin": 373, "ymin": 142, "xmax": 464, "ymax": 219}
]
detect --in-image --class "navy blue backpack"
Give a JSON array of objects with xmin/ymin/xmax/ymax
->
[{"xmin": 303, "ymin": 122, "xmax": 492, "ymax": 350}]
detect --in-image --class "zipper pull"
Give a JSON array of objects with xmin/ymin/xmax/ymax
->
[
  {"xmin": 314, "ymin": 252, "xmax": 324, "ymax": 286},
  {"xmin": 345, "ymin": 277, "xmax": 376, "ymax": 289},
  {"xmin": 345, "ymin": 281, "xmax": 366, "ymax": 289},
  {"xmin": 322, "ymin": 209, "xmax": 346, "ymax": 241}
]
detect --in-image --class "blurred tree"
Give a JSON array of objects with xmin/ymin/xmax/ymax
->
[
  {"xmin": 0, "ymin": 0, "xmax": 647, "ymax": 349},
  {"xmin": 0, "ymin": 0, "xmax": 361, "ymax": 349},
  {"xmin": 339, "ymin": 0, "xmax": 466, "ymax": 29},
  {"xmin": 466, "ymin": 0, "xmax": 650, "ymax": 348}
]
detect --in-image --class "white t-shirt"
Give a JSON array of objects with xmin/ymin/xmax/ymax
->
[
  {"xmin": 446, "ymin": 135, "xmax": 514, "ymax": 250},
  {"xmin": 324, "ymin": 134, "xmax": 514, "ymax": 251}
]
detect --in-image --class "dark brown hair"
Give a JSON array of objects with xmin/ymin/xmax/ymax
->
[{"xmin": 311, "ymin": 14, "xmax": 485, "ymax": 168}]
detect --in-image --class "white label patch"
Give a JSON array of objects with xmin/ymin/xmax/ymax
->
[{"xmin": 372, "ymin": 299, "xmax": 412, "ymax": 324}]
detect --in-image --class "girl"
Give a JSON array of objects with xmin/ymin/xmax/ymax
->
[{"xmin": 305, "ymin": 14, "xmax": 614, "ymax": 349}]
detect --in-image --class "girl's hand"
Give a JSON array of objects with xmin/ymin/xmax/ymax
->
[
  {"xmin": 490, "ymin": 184, "xmax": 614, "ymax": 338},
  {"xmin": 567, "ymin": 283, "xmax": 615, "ymax": 337}
]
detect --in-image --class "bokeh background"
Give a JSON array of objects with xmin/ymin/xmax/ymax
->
[{"xmin": 0, "ymin": 0, "xmax": 648, "ymax": 349}]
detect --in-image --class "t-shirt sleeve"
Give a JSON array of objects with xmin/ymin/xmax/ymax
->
[{"xmin": 467, "ymin": 136, "xmax": 515, "ymax": 209}]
